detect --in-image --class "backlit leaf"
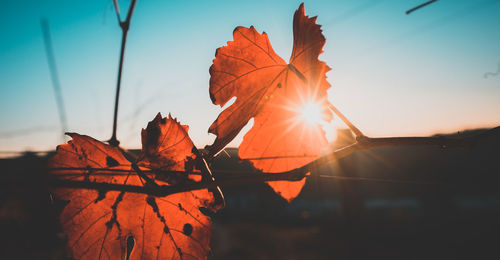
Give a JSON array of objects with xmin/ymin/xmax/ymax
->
[
  {"xmin": 207, "ymin": 3, "xmax": 332, "ymax": 201},
  {"xmin": 49, "ymin": 114, "xmax": 217, "ymax": 259}
]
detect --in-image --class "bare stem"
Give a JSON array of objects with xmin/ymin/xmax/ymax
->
[
  {"xmin": 40, "ymin": 19, "xmax": 68, "ymax": 142},
  {"xmin": 280, "ymin": 63, "xmax": 365, "ymax": 138},
  {"xmin": 406, "ymin": 0, "xmax": 438, "ymax": 15},
  {"xmin": 109, "ymin": 0, "xmax": 138, "ymax": 147},
  {"xmin": 327, "ymin": 103, "xmax": 364, "ymax": 137}
]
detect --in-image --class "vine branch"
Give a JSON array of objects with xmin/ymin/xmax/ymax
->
[
  {"xmin": 327, "ymin": 103, "xmax": 364, "ymax": 137},
  {"xmin": 48, "ymin": 125, "xmax": 500, "ymax": 197},
  {"xmin": 109, "ymin": 0, "xmax": 138, "ymax": 147}
]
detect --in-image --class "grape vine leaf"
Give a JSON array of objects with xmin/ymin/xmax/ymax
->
[
  {"xmin": 207, "ymin": 3, "xmax": 332, "ymax": 201},
  {"xmin": 139, "ymin": 113, "xmax": 198, "ymax": 173},
  {"xmin": 49, "ymin": 114, "xmax": 217, "ymax": 259}
]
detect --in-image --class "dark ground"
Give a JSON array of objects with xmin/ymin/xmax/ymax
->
[{"xmin": 1, "ymin": 128, "xmax": 500, "ymax": 259}]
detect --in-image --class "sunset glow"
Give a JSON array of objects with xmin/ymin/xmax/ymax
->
[
  {"xmin": 297, "ymin": 101, "xmax": 323, "ymax": 126},
  {"xmin": 0, "ymin": 1, "xmax": 499, "ymax": 154}
]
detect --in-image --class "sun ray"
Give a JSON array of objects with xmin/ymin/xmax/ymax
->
[{"xmin": 298, "ymin": 101, "xmax": 323, "ymax": 125}]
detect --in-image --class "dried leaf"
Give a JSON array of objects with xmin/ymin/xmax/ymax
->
[
  {"xmin": 139, "ymin": 113, "xmax": 197, "ymax": 173},
  {"xmin": 49, "ymin": 115, "xmax": 217, "ymax": 259},
  {"xmin": 208, "ymin": 3, "xmax": 332, "ymax": 201}
]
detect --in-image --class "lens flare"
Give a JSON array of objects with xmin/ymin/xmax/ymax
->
[{"xmin": 298, "ymin": 101, "xmax": 323, "ymax": 125}]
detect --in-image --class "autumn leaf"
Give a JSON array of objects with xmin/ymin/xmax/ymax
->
[
  {"xmin": 49, "ymin": 114, "xmax": 218, "ymax": 260},
  {"xmin": 207, "ymin": 3, "xmax": 332, "ymax": 201},
  {"xmin": 139, "ymin": 113, "xmax": 198, "ymax": 173},
  {"xmin": 139, "ymin": 113, "xmax": 225, "ymax": 208}
]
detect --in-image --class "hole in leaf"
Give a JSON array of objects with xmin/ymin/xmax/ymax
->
[
  {"xmin": 106, "ymin": 156, "xmax": 119, "ymax": 167},
  {"xmin": 183, "ymin": 223, "xmax": 193, "ymax": 236},
  {"xmin": 126, "ymin": 235, "xmax": 135, "ymax": 260}
]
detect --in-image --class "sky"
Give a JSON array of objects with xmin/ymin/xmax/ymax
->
[{"xmin": 1, "ymin": 0, "xmax": 499, "ymax": 155}]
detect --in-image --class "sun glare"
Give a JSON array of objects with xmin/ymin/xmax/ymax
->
[{"xmin": 298, "ymin": 102, "xmax": 323, "ymax": 125}]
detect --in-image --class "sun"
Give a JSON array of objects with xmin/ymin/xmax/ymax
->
[
  {"xmin": 297, "ymin": 101, "xmax": 323, "ymax": 125},
  {"xmin": 282, "ymin": 96, "xmax": 338, "ymax": 142}
]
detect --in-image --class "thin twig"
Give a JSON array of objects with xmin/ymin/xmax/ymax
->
[
  {"xmin": 484, "ymin": 62, "xmax": 500, "ymax": 79},
  {"xmin": 40, "ymin": 18, "xmax": 68, "ymax": 142},
  {"xmin": 109, "ymin": 0, "xmax": 138, "ymax": 147},
  {"xmin": 406, "ymin": 0, "xmax": 438, "ymax": 15},
  {"xmin": 327, "ymin": 103, "xmax": 364, "ymax": 137},
  {"xmin": 112, "ymin": 0, "xmax": 121, "ymax": 21},
  {"xmin": 193, "ymin": 149, "xmax": 226, "ymax": 208},
  {"xmin": 131, "ymin": 162, "xmax": 159, "ymax": 188}
]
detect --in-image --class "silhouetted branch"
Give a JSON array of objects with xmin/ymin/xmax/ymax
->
[
  {"xmin": 484, "ymin": 62, "xmax": 500, "ymax": 79},
  {"xmin": 328, "ymin": 103, "xmax": 364, "ymax": 137},
  {"xmin": 406, "ymin": 0, "xmax": 438, "ymax": 15},
  {"xmin": 40, "ymin": 18, "xmax": 68, "ymax": 142},
  {"xmin": 48, "ymin": 125, "xmax": 500, "ymax": 197},
  {"xmin": 109, "ymin": 0, "xmax": 138, "ymax": 147},
  {"xmin": 112, "ymin": 0, "xmax": 121, "ymax": 21}
]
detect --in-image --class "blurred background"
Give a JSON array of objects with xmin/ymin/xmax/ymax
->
[
  {"xmin": 1, "ymin": 0, "xmax": 500, "ymax": 259},
  {"xmin": 1, "ymin": 129, "xmax": 500, "ymax": 259}
]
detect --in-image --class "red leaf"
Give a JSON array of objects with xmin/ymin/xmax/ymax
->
[
  {"xmin": 208, "ymin": 3, "xmax": 332, "ymax": 201},
  {"xmin": 49, "ymin": 115, "xmax": 217, "ymax": 259},
  {"xmin": 139, "ymin": 113, "xmax": 197, "ymax": 173}
]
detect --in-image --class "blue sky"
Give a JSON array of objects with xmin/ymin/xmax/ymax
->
[{"xmin": 1, "ymin": 0, "xmax": 499, "ymax": 154}]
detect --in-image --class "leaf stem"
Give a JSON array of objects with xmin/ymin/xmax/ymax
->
[{"xmin": 327, "ymin": 103, "xmax": 364, "ymax": 137}]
